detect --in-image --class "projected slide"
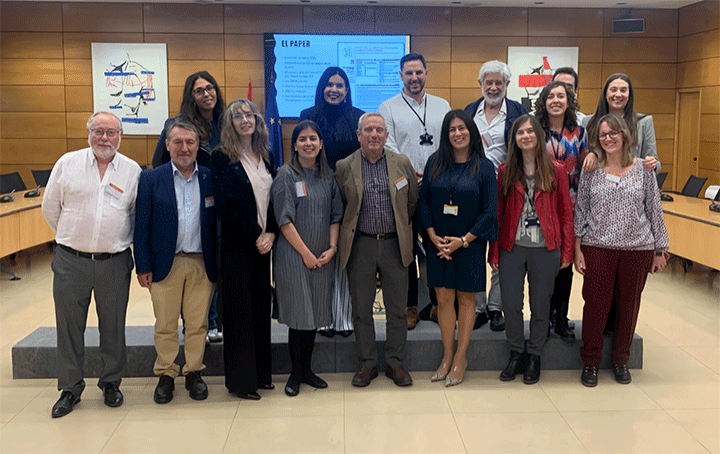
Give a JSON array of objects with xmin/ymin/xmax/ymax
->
[{"xmin": 265, "ymin": 34, "xmax": 410, "ymax": 118}]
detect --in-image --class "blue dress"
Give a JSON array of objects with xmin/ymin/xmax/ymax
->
[{"xmin": 418, "ymin": 153, "xmax": 498, "ymax": 292}]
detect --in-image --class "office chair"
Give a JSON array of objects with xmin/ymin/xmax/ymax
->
[
  {"xmin": 680, "ymin": 175, "xmax": 708, "ymax": 198},
  {"xmin": 0, "ymin": 172, "xmax": 27, "ymax": 194},
  {"xmin": 31, "ymin": 169, "xmax": 52, "ymax": 188}
]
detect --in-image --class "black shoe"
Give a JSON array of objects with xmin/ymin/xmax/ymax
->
[
  {"xmin": 154, "ymin": 375, "xmax": 175, "ymax": 404},
  {"xmin": 499, "ymin": 350, "xmax": 527, "ymax": 381},
  {"xmin": 185, "ymin": 371, "xmax": 208, "ymax": 400},
  {"xmin": 523, "ymin": 354, "xmax": 541, "ymax": 384},
  {"xmin": 285, "ymin": 375, "xmax": 301, "ymax": 397},
  {"xmin": 51, "ymin": 391, "xmax": 80, "ymax": 418},
  {"xmin": 302, "ymin": 371, "xmax": 328, "ymax": 389},
  {"xmin": 237, "ymin": 392, "xmax": 261, "ymax": 400},
  {"xmin": 102, "ymin": 383, "xmax": 123, "ymax": 407},
  {"xmin": 473, "ymin": 312, "xmax": 488, "ymax": 330},
  {"xmin": 613, "ymin": 364, "xmax": 632, "ymax": 384},
  {"xmin": 317, "ymin": 329, "xmax": 336, "ymax": 338},
  {"xmin": 567, "ymin": 320, "xmax": 575, "ymax": 330},
  {"xmin": 489, "ymin": 311, "xmax": 505, "ymax": 331},
  {"xmin": 581, "ymin": 365, "xmax": 598, "ymax": 387},
  {"xmin": 554, "ymin": 323, "xmax": 576, "ymax": 343},
  {"xmin": 258, "ymin": 382, "xmax": 275, "ymax": 390},
  {"xmin": 336, "ymin": 330, "xmax": 354, "ymax": 338}
]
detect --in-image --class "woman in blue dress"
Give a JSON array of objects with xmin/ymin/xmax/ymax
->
[{"xmin": 419, "ymin": 109, "xmax": 498, "ymax": 387}]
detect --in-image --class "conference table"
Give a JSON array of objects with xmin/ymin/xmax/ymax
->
[
  {"xmin": 0, "ymin": 188, "xmax": 55, "ymax": 259},
  {"xmin": 661, "ymin": 194, "xmax": 720, "ymax": 271}
]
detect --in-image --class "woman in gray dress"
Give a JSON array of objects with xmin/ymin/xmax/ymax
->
[{"xmin": 271, "ymin": 120, "xmax": 344, "ymax": 397}]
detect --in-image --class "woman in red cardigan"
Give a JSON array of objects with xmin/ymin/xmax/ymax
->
[{"xmin": 489, "ymin": 114, "xmax": 574, "ymax": 384}]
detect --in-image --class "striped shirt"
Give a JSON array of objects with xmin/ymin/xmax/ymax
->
[{"xmin": 357, "ymin": 151, "xmax": 396, "ymax": 235}]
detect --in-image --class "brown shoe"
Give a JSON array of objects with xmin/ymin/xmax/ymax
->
[
  {"xmin": 385, "ymin": 364, "xmax": 413, "ymax": 387},
  {"xmin": 429, "ymin": 305, "xmax": 439, "ymax": 323},
  {"xmin": 407, "ymin": 307, "xmax": 419, "ymax": 330},
  {"xmin": 351, "ymin": 366, "xmax": 379, "ymax": 387}
]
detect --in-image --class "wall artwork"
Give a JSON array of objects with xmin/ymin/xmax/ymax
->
[
  {"xmin": 91, "ymin": 43, "xmax": 169, "ymax": 135},
  {"xmin": 507, "ymin": 47, "xmax": 579, "ymax": 112}
]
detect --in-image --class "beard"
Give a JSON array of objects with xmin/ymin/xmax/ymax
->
[
  {"xmin": 483, "ymin": 87, "xmax": 507, "ymax": 107},
  {"xmin": 89, "ymin": 138, "xmax": 120, "ymax": 161}
]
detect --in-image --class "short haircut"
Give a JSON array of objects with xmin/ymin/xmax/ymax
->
[
  {"xmin": 400, "ymin": 53, "xmax": 426, "ymax": 71},
  {"xmin": 86, "ymin": 111, "xmax": 122, "ymax": 131},
  {"xmin": 478, "ymin": 60, "xmax": 511, "ymax": 84},
  {"xmin": 553, "ymin": 67, "xmax": 579, "ymax": 90},
  {"xmin": 165, "ymin": 119, "xmax": 199, "ymax": 141},
  {"xmin": 357, "ymin": 112, "xmax": 385, "ymax": 132}
]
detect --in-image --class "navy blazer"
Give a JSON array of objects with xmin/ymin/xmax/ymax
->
[{"xmin": 134, "ymin": 162, "xmax": 217, "ymax": 283}]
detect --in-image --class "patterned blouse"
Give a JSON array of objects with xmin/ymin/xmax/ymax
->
[
  {"xmin": 574, "ymin": 160, "xmax": 668, "ymax": 251},
  {"xmin": 544, "ymin": 125, "xmax": 588, "ymax": 206}
]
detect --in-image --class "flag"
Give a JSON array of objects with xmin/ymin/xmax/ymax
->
[
  {"xmin": 265, "ymin": 84, "xmax": 283, "ymax": 167},
  {"xmin": 247, "ymin": 81, "xmax": 252, "ymax": 102}
]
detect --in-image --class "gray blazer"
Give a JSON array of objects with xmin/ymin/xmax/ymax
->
[{"xmin": 582, "ymin": 113, "xmax": 661, "ymax": 173}]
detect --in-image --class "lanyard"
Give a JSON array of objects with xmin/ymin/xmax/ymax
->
[
  {"xmin": 448, "ymin": 163, "xmax": 468, "ymax": 205},
  {"xmin": 401, "ymin": 93, "xmax": 428, "ymax": 134}
]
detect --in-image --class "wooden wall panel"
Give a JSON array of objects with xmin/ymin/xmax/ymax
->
[
  {"xmin": 450, "ymin": 36, "xmax": 527, "ymax": 63},
  {"xmin": 0, "ymin": 165, "xmax": 44, "ymax": 191},
  {"xmin": 699, "ymin": 141, "xmax": 720, "ymax": 171},
  {"xmin": 657, "ymin": 140, "xmax": 674, "ymax": 164},
  {"xmin": 1, "ymin": 86, "xmax": 65, "ymax": 112},
  {"xmin": 64, "ymin": 86, "xmax": 93, "ymax": 113},
  {"xmin": 700, "ymin": 115, "xmax": 719, "ymax": 143},
  {"xmin": 450, "ymin": 63, "xmax": 484, "ymax": 89},
  {"xmin": 66, "ymin": 113, "xmax": 92, "ymax": 138},
  {"xmin": 653, "ymin": 114, "xmax": 675, "ymax": 140},
  {"xmin": 450, "ymin": 88, "xmax": 481, "ymax": 111},
  {"xmin": 375, "ymin": 7, "xmax": 452, "ymax": 36},
  {"xmin": 634, "ymin": 89, "xmax": 676, "ymax": 114},
  {"xmin": 528, "ymin": 8, "xmax": 604, "ymax": 37},
  {"xmin": 527, "ymin": 37, "xmax": 603, "ymax": 63},
  {"xmin": 677, "ymin": 58, "xmax": 720, "ymax": 89},
  {"xmin": 0, "ymin": 59, "xmax": 64, "ymax": 85},
  {"xmin": 224, "ymin": 88, "xmax": 265, "ymax": 114},
  {"xmin": 224, "ymin": 61, "xmax": 264, "ymax": 89},
  {"xmin": 679, "ymin": 0, "xmax": 720, "ymax": 37},
  {"xmin": 115, "ymin": 138, "xmax": 148, "ymax": 165},
  {"xmin": 62, "ymin": 3, "xmax": 144, "ymax": 33},
  {"xmin": 63, "ymin": 33, "xmax": 144, "ymax": 60},
  {"xmin": 677, "ymin": 30, "xmax": 719, "ymax": 63},
  {"xmin": 0, "ymin": 2, "xmax": 62, "ymax": 32},
  {"xmin": 577, "ymin": 63, "xmax": 603, "ymax": 89},
  {"xmin": 577, "ymin": 90, "xmax": 600, "ymax": 115},
  {"xmin": 167, "ymin": 61, "xmax": 226, "ymax": 86},
  {"xmin": 697, "ymin": 168, "xmax": 720, "ymax": 190},
  {"xmin": 64, "ymin": 60, "xmax": 92, "ymax": 86},
  {"xmin": 303, "ymin": 7, "xmax": 375, "ymax": 34},
  {"xmin": 144, "ymin": 34, "xmax": 225, "ymax": 61},
  {"xmin": 602, "ymin": 64, "xmax": 676, "ymax": 89},
  {"xmin": 412, "ymin": 37, "xmax": 452, "ymax": 63},
  {"xmin": 225, "ymin": 35, "xmax": 265, "ymax": 61},
  {"xmin": 701, "ymin": 86, "xmax": 720, "ymax": 115},
  {"xmin": 426, "ymin": 63, "xmax": 451, "ymax": 88},
  {"xmin": 1, "ymin": 33, "xmax": 64, "ymax": 59},
  {"xmin": 224, "ymin": 5, "xmax": 304, "ymax": 34},
  {"xmin": 603, "ymin": 8, "xmax": 678, "ymax": 38},
  {"xmin": 0, "ymin": 113, "xmax": 66, "ymax": 139},
  {"xmin": 603, "ymin": 38, "xmax": 677, "ymax": 64},
  {"xmin": 452, "ymin": 8, "xmax": 528, "ymax": 37},
  {"xmin": 0, "ymin": 140, "xmax": 68, "ymax": 164},
  {"xmin": 143, "ymin": 4, "xmax": 223, "ymax": 34}
]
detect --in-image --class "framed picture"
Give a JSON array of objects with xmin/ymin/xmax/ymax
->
[{"xmin": 507, "ymin": 47, "xmax": 579, "ymax": 111}]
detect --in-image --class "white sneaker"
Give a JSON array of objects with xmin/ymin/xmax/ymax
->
[{"xmin": 206, "ymin": 328, "xmax": 223, "ymax": 343}]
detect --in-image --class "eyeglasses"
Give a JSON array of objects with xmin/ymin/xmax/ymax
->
[
  {"xmin": 192, "ymin": 85, "xmax": 216, "ymax": 96},
  {"xmin": 90, "ymin": 129, "xmax": 120, "ymax": 138},
  {"xmin": 599, "ymin": 131, "xmax": 620, "ymax": 140},
  {"xmin": 233, "ymin": 113, "xmax": 255, "ymax": 122}
]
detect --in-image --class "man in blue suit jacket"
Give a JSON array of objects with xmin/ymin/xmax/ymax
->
[{"xmin": 134, "ymin": 120, "xmax": 216, "ymax": 404}]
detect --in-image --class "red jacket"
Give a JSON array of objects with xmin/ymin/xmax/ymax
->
[{"xmin": 489, "ymin": 160, "xmax": 574, "ymax": 265}]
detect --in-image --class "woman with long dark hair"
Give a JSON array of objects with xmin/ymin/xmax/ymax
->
[
  {"xmin": 211, "ymin": 99, "xmax": 276, "ymax": 400},
  {"xmin": 575, "ymin": 114, "xmax": 668, "ymax": 387},
  {"xmin": 271, "ymin": 120, "xmax": 343, "ymax": 397},
  {"xmin": 534, "ymin": 80, "xmax": 589, "ymax": 343},
  {"xmin": 419, "ymin": 109, "xmax": 497, "ymax": 387},
  {"xmin": 298, "ymin": 67, "xmax": 364, "ymax": 337},
  {"xmin": 490, "ymin": 114, "xmax": 573, "ymax": 384}
]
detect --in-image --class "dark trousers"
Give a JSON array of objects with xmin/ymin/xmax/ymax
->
[
  {"xmin": 347, "ymin": 235, "xmax": 408, "ymax": 368},
  {"xmin": 52, "ymin": 246, "xmax": 133, "ymax": 396},
  {"xmin": 580, "ymin": 246, "xmax": 653, "ymax": 367},
  {"xmin": 221, "ymin": 248, "xmax": 272, "ymax": 394},
  {"xmin": 550, "ymin": 266, "xmax": 573, "ymax": 324}
]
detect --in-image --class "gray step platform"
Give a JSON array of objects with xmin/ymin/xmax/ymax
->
[{"xmin": 12, "ymin": 320, "xmax": 641, "ymax": 379}]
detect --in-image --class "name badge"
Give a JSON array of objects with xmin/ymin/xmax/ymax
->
[
  {"xmin": 105, "ymin": 183, "xmax": 124, "ymax": 199},
  {"xmin": 481, "ymin": 132, "xmax": 493, "ymax": 148},
  {"xmin": 295, "ymin": 181, "xmax": 307, "ymax": 197},
  {"xmin": 204, "ymin": 196, "xmax": 214, "ymax": 208},
  {"xmin": 605, "ymin": 173, "xmax": 621, "ymax": 183},
  {"xmin": 394, "ymin": 176, "xmax": 408, "ymax": 190},
  {"xmin": 443, "ymin": 204, "xmax": 459, "ymax": 216}
]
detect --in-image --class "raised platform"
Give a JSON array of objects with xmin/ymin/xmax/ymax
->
[{"xmin": 12, "ymin": 320, "xmax": 642, "ymax": 379}]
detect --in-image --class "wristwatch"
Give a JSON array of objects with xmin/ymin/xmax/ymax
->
[{"xmin": 461, "ymin": 236, "xmax": 469, "ymax": 248}]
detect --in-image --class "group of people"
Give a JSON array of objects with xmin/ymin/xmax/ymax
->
[{"xmin": 41, "ymin": 53, "xmax": 668, "ymax": 419}]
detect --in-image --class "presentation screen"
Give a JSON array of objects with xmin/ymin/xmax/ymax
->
[{"xmin": 264, "ymin": 33, "xmax": 411, "ymax": 119}]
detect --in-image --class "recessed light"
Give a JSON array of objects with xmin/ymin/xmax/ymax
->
[{"xmin": 534, "ymin": 1, "xmax": 544, "ymax": 4}]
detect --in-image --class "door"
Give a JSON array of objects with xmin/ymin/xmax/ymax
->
[{"xmin": 673, "ymin": 90, "xmax": 701, "ymax": 191}]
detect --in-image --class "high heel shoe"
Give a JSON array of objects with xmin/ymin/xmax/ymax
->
[
  {"xmin": 430, "ymin": 361, "xmax": 451, "ymax": 382},
  {"xmin": 445, "ymin": 361, "xmax": 467, "ymax": 387}
]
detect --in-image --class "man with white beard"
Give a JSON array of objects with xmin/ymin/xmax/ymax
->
[
  {"xmin": 464, "ymin": 60, "xmax": 528, "ymax": 332},
  {"xmin": 42, "ymin": 111, "xmax": 141, "ymax": 418}
]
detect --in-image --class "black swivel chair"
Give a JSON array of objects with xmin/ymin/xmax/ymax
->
[
  {"xmin": 0, "ymin": 172, "xmax": 27, "ymax": 195},
  {"xmin": 680, "ymin": 175, "xmax": 708, "ymax": 198},
  {"xmin": 31, "ymin": 169, "xmax": 52, "ymax": 188}
]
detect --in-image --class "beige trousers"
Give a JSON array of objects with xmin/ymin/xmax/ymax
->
[{"xmin": 150, "ymin": 253, "xmax": 213, "ymax": 377}]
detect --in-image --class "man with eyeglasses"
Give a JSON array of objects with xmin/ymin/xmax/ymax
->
[{"xmin": 42, "ymin": 112, "xmax": 141, "ymax": 418}]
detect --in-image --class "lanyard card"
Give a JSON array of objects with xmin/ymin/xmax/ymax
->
[
  {"xmin": 205, "ymin": 196, "xmax": 215, "ymax": 208},
  {"xmin": 443, "ymin": 204, "xmax": 459, "ymax": 216},
  {"xmin": 394, "ymin": 176, "xmax": 408, "ymax": 190},
  {"xmin": 105, "ymin": 183, "xmax": 123, "ymax": 198},
  {"xmin": 605, "ymin": 173, "xmax": 621, "ymax": 183},
  {"xmin": 295, "ymin": 181, "xmax": 307, "ymax": 197}
]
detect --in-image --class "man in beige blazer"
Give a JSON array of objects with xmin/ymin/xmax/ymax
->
[{"xmin": 335, "ymin": 112, "xmax": 419, "ymax": 388}]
